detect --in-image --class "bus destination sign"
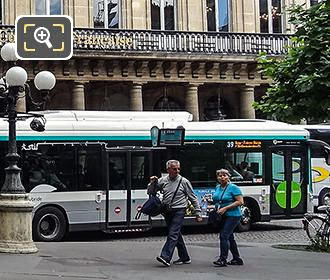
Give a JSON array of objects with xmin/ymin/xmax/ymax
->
[
  {"xmin": 226, "ymin": 140, "xmax": 262, "ymax": 149},
  {"xmin": 150, "ymin": 126, "xmax": 185, "ymax": 147}
]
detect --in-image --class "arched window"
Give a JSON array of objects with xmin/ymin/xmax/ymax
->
[
  {"xmin": 259, "ymin": 0, "xmax": 282, "ymax": 33},
  {"xmin": 154, "ymin": 96, "xmax": 182, "ymax": 111},
  {"xmin": 207, "ymin": 0, "xmax": 229, "ymax": 32},
  {"xmin": 94, "ymin": 0, "xmax": 120, "ymax": 28},
  {"xmin": 36, "ymin": 0, "xmax": 63, "ymax": 15},
  {"xmin": 204, "ymin": 95, "xmax": 233, "ymax": 120},
  {"xmin": 151, "ymin": 0, "xmax": 176, "ymax": 30}
]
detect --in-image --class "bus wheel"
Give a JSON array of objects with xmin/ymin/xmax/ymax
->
[
  {"xmin": 236, "ymin": 205, "xmax": 252, "ymax": 232},
  {"xmin": 33, "ymin": 206, "xmax": 67, "ymax": 242}
]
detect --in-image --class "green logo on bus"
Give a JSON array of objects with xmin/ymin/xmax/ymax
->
[{"xmin": 275, "ymin": 181, "xmax": 302, "ymax": 208}]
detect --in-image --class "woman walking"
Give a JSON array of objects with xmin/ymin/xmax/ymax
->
[{"xmin": 212, "ymin": 168, "xmax": 244, "ymax": 267}]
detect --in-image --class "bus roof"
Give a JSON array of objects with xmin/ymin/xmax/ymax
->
[
  {"xmin": 0, "ymin": 111, "xmax": 309, "ymax": 141},
  {"xmin": 299, "ymin": 123, "xmax": 330, "ymax": 130},
  {"xmin": 297, "ymin": 123, "xmax": 330, "ymax": 142},
  {"xmin": 29, "ymin": 110, "xmax": 194, "ymax": 122}
]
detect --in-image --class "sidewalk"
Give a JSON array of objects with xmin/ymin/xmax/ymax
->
[{"xmin": 0, "ymin": 235, "xmax": 329, "ymax": 280}]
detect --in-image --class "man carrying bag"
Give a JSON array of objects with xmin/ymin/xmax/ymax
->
[{"xmin": 149, "ymin": 159, "xmax": 202, "ymax": 267}]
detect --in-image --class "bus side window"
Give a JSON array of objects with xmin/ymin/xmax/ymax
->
[
  {"xmin": 109, "ymin": 155, "xmax": 126, "ymax": 190},
  {"xmin": 179, "ymin": 144, "xmax": 218, "ymax": 187},
  {"xmin": 22, "ymin": 146, "xmax": 73, "ymax": 192},
  {"xmin": 22, "ymin": 153, "xmax": 47, "ymax": 192},
  {"xmin": 131, "ymin": 154, "xmax": 150, "ymax": 189},
  {"xmin": 78, "ymin": 147, "xmax": 102, "ymax": 190},
  {"xmin": 45, "ymin": 146, "xmax": 74, "ymax": 191},
  {"xmin": 225, "ymin": 151, "xmax": 263, "ymax": 183}
]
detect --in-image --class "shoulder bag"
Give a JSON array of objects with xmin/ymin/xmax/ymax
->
[
  {"xmin": 135, "ymin": 177, "xmax": 183, "ymax": 219},
  {"xmin": 207, "ymin": 184, "xmax": 228, "ymax": 228}
]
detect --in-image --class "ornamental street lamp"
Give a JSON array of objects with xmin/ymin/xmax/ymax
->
[{"xmin": 0, "ymin": 42, "xmax": 56, "ymax": 253}]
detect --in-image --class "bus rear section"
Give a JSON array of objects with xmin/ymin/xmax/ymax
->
[{"xmin": 300, "ymin": 124, "xmax": 330, "ymax": 210}]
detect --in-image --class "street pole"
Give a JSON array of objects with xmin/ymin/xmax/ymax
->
[
  {"xmin": 0, "ymin": 43, "xmax": 55, "ymax": 254},
  {"xmin": 1, "ymin": 86, "xmax": 25, "ymax": 193},
  {"xmin": 0, "ymin": 85, "xmax": 38, "ymax": 253}
]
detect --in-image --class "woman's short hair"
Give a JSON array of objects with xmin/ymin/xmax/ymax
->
[{"xmin": 216, "ymin": 168, "xmax": 231, "ymax": 177}]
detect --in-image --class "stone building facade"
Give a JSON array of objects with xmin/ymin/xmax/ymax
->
[{"xmin": 0, "ymin": 0, "xmax": 318, "ymax": 120}]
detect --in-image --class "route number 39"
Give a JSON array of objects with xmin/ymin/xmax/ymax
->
[{"xmin": 226, "ymin": 141, "xmax": 235, "ymax": 148}]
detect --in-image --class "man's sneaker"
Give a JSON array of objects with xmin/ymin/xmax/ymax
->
[
  {"xmin": 227, "ymin": 258, "xmax": 244, "ymax": 265},
  {"xmin": 173, "ymin": 258, "xmax": 192, "ymax": 265},
  {"xmin": 213, "ymin": 258, "xmax": 227, "ymax": 267},
  {"xmin": 156, "ymin": 256, "xmax": 170, "ymax": 267}
]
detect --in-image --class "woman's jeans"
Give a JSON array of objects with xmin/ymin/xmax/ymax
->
[
  {"xmin": 219, "ymin": 216, "xmax": 241, "ymax": 261},
  {"xmin": 160, "ymin": 208, "xmax": 189, "ymax": 262}
]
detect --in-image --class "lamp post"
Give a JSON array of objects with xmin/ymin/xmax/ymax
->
[{"xmin": 0, "ymin": 43, "xmax": 56, "ymax": 253}]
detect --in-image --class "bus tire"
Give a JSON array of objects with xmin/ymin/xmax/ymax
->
[
  {"xmin": 33, "ymin": 206, "xmax": 67, "ymax": 242},
  {"xmin": 319, "ymin": 188, "xmax": 330, "ymax": 206},
  {"xmin": 236, "ymin": 205, "xmax": 252, "ymax": 232}
]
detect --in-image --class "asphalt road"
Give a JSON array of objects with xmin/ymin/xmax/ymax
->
[{"xmin": 0, "ymin": 219, "xmax": 327, "ymax": 280}]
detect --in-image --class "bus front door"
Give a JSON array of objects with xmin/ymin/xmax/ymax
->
[
  {"xmin": 270, "ymin": 147, "xmax": 307, "ymax": 218},
  {"xmin": 106, "ymin": 149, "xmax": 152, "ymax": 230}
]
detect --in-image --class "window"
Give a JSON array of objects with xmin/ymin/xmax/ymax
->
[
  {"xmin": 224, "ymin": 151, "xmax": 263, "ymax": 183},
  {"xmin": 179, "ymin": 144, "xmax": 219, "ymax": 186},
  {"xmin": 35, "ymin": 0, "xmax": 63, "ymax": 15},
  {"xmin": 131, "ymin": 154, "xmax": 150, "ymax": 189},
  {"xmin": 151, "ymin": 0, "xmax": 175, "ymax": 30},
  {"xmin": 78, "ymin": 147, "xmax": 103, "ymax": 190},
  {"xmin": 203, "ymin": 95, "xmax": 233, "ymax": 120},
  {"xmin": 94, "ymin": 0, "xmax": 120, "ymax": 28},
  {"xmin": 154, "ymin": 96, "xmax": 182, "ymax": 111},
  {"xmin": 259, "ymin": 0, "xmax": 282, "ymax": 33},
  {"xmin": 22, "ymin": 144, "xmax": 103, "ymax": 192},
  {"xmin": 207, "ymin": 0, "xmax": 229, "ymax": 32},
  {"xmin": 109, "ymin": 155, "xmax": 126, "ymax": 190},
  {"xmin": 176, "ymin": 144, "xmax": 263, "ymax": 186},
  {"xmin": 22, "ymin": 145, "xmax": 75, "ymax": 192},
  {"xmin": 207, "ymin": 0, "xmax": 216, "ymax": 31}
]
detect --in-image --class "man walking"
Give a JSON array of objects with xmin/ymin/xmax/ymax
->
[{"xmin": 149, "ymin": 159, "xmax": 202, "ymax": 267}]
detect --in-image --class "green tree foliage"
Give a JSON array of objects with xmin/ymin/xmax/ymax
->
[{"xmin": 253, "ymin": 2, "xmax": 330, "ymax": 123}]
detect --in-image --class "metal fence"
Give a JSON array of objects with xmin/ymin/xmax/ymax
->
[{"xmin": 0, "ymin": 25, "xmax": 292, "ymax": 56}]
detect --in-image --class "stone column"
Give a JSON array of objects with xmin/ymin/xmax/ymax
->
[
  {"xmin": 185, "ymin": 84, "xmax": 200, "ymax": 121},
  {"xmin": 130, "ymin": 83, "xmax": 143, "ymax": 111},
  {"xmin": 240, "ymin": 84, "xmax": 257, "ymax": 119},
  {"xmin": 72, "ymin": 81, "xmax": 85, "ymax": 110},
  {"xmin": 16, "ymin": 96, "xmax": 26, "ymax": 113}
]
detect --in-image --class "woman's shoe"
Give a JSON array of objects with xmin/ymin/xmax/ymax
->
[
  {"xmin": 213, "ymin": 258, "xmax": 227, "ymax": 267},
  {"xmin": 228, "ymin": 258, "xmax": 244, "ymax": 265}
]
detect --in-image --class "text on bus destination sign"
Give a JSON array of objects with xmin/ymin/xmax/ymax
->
[{"xmin": 227, "ymin": 140, "xmax": 262, "ymax": 149}]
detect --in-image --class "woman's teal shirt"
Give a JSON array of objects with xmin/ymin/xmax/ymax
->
[{"xmin": 212, "ymin": 183, "xmax": 242, "ymax": 217}]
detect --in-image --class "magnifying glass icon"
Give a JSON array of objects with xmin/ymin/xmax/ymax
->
[{"xmin": 34, "ymin": 27, "xmax": 53, "ymax": 49}]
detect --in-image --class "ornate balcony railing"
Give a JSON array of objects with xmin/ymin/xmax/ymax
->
[{"xmin": 0, "ymin": 25, "xmax": 292, "ymax": 56}]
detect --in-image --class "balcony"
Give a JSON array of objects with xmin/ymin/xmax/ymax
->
[{"xmin": 0, "ymin": 25, "xmax": 292, "ymax": 56}]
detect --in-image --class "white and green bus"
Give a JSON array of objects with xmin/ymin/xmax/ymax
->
[{"xmin": 0, "ymin": 110, "xmax": 325, "ymax": 241}]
